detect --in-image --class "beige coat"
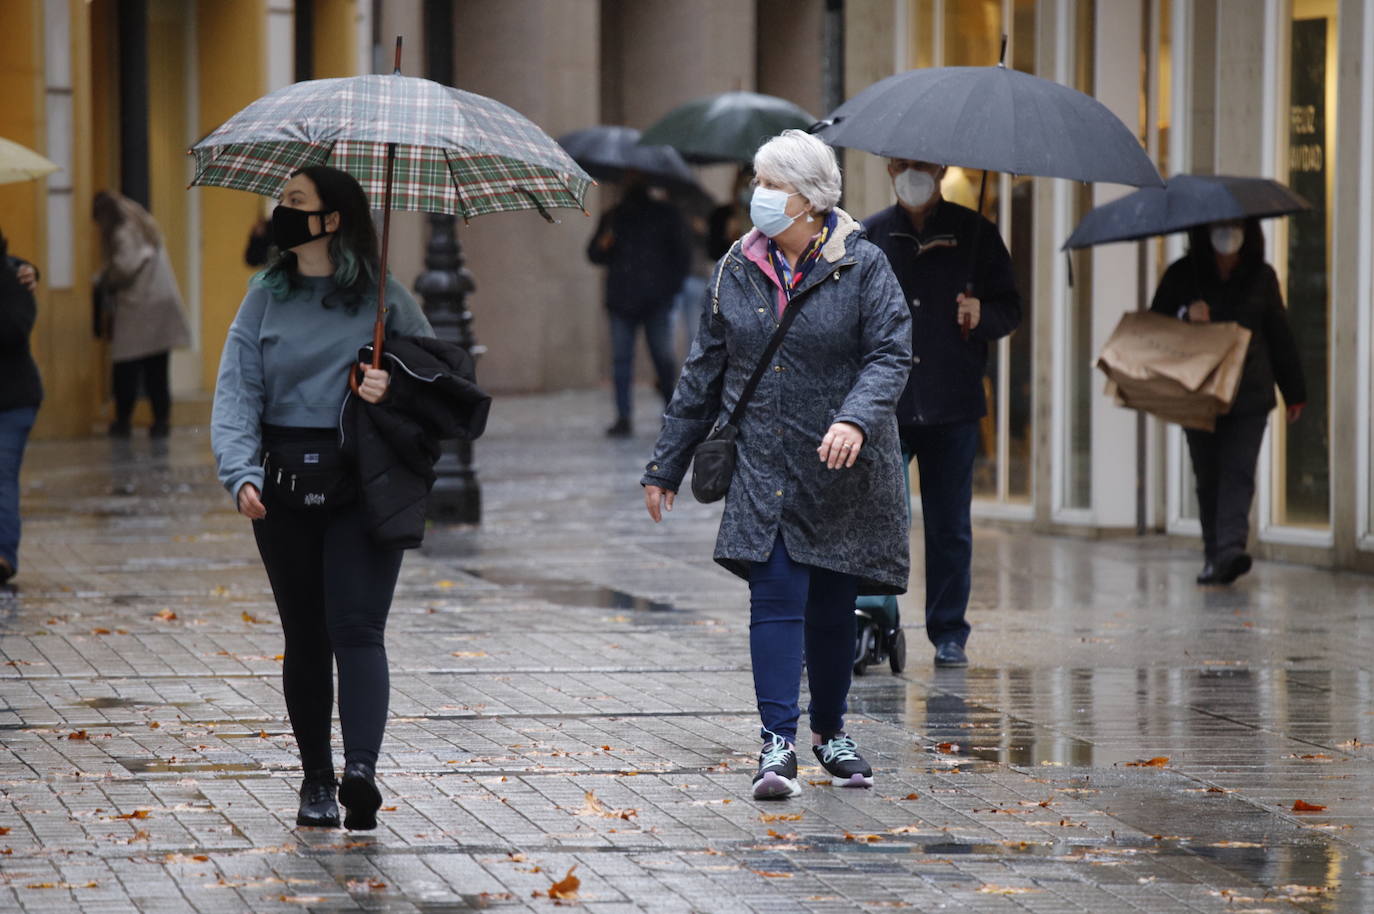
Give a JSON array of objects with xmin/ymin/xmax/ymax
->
[{"xmin": 102, "ymin": 222, "xmax": 190, "ymax": 363}]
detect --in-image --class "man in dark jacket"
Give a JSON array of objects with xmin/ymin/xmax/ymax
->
[
  {"xmin": 1150, "ymin": 218, "xmax": 1305, "ymax": 585},
  {"xmin": 588, "ymin": 175, "xmax": 690, "ymax": 437},
  {"xmin": 864, "ymin": 159, "xmax": 1021, "ymax": 668},
  {"xmin": 0, "ymin": 236, "xmax": 42, "ymax": 585}
]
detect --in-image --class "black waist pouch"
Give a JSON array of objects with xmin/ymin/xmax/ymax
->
[{"xmin": 262, "ymin": 427, "xmax": 356, "ymax": 511}]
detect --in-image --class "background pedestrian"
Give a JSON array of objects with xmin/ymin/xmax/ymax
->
[
  {"xmin": 1150, "ymin": 218, "xmax": 1306, "ymax": 585},
  {"xmin": 863, "ymin": 158, "xmax": 1022, "ymax": 669},
  {"xmin": 92, "ymin": 191, "xmax": 191, "ymax": 438},
  {"xmin": 587, "ymin": 172, "xmax": 690, "ymax": 437},
  {"xmin": 0, "ymin": 230, "xmax": 41, "ymax": 586},
  {"xmin": 641, "ymin": 130, "xmax": 911, "ymax": 801},
  {"xmin": 211, "ymin": 165, "xmax": 435, "ymax": 831}
]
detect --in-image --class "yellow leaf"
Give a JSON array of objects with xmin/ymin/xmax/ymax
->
[
  {"xmin": 1124, "ymin": 756, "xmax": 1170, "ymax": 768},
  {"xmin": 546, "ymin": 866, "xmax": 579, "ymax": 900},
  {"xmin": 758, "ymin": 812, "xmax": 803, "ymax": 823}
]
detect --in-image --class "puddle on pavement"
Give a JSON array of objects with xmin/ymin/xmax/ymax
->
[
  {"xmin": 73, "ymin": 697, "xmax": 142, "ymax": 709},
  {"xmin": 117, "ymin": 757, "xmax": 260, "ymax": 775},
  {"xmin": 463, "ymin": 569, "xmax": 678, "ymax": 612}
]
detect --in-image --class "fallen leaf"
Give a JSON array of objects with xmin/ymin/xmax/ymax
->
[
  {"xmin": 888, "ymin": 825, "xmax": 921, "ymax": 834},
  {"xmin": 91, "ymin": 628, "xmax": 112, "ymax": 635},
  {"xmin": 766, "ymin": 829, "xmax": 798, "ymax": 840},
  {"xmin": 1211, "ymin": 840, "xmax": 1263, "ymax": 848},
  {"xmin": 935, "ymin": 742, "xmax": 960, "ymax": 753},
  {"xmin": 542, "ymin": 866, "xmax": 580, "ymax": 900},
  {"xmin": 575, "ymin": 790, "xmax": 636, "ymax": 819},
  {"xmin": 279, "ymin": 897, "xmax": 326, "ymax": 905},
  {"xmin": 115, "ymin": 809, "xmax": 151, "ymax": 820},
  {"xmin": 902, "ymin": 793, "xmax": 919, "ymax": 800},
  {"xmin": 241, "ymin": 611, "xmax": 266, "ymax": 624},
  {"xmin": 751, "ymin": 870, "xmax": 794, "ymax": 878},
  {"xmin": 1284, "ymin": 753, "xmax": 1334, "ymax": 761},
  {"xmin": 148, "ymin": 722, "xmax": 160, "ymax": 729},
  {"xmin": 435, "ymin": 580, "xmax": 457, "ymax": 589},
  {"xmin": 209, "ymin": 585, "xmax": 230, "ymax": 596},
  {"xmin": 153, "ymin": 609, "xmax": 178, "ymax": 621},
  {"xmin": 1338, "ymin": 739, "xmax": 1364, "ymax": 749},
  {"xmin": 1292, "ymin": 799, "xmax": 1327, "ymax": 812},
  {"xmin": 978, "ymin": 885, "xmax": 1038, "ymax": 895},
  {"xmin": 1124, "ymin": 756, "xmax": 1170, "ymax": 767},
  {"xmin": 68, "ymin": 730, "xmax": 89, "ymax": 741},
  {"xmin": 128, "ymin": 829, "xmax": 151, "ymax": 843},
  {"xmin": 450, "ymin": 651, "xmax": 488, "ymax": 658},
  {"xmin": 0, "ymin": 828, "xmax": 9, "ymax": 836},
  {"xmin": 844, "ymin": 832, "xmax": 883, "ymax": 842},
  {"xmin": 759, "ymin": 812, "xmax": 803, "ymax": 823}
]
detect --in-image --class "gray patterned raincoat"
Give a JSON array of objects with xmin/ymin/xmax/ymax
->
[{"xmin": 642, "ymin": 209, "xmax": 912, "ymax": 594}]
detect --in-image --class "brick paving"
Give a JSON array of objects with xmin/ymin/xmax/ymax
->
[{"xmin": 0, "ymin": 389, "xmax": 1370, "ymax": 911}]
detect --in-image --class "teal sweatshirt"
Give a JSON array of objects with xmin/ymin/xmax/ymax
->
[{"xmin": 210, "ymin": 274, "xmax": 434, "ymax": 500}]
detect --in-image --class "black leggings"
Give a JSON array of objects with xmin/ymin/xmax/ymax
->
[
  {"xmin": 253, "ymin": 483, "xmax": 404, "ymax": 772},
  {"xmin": 112, "ymin": 352, "xmax": 171, "ymax": 427}
]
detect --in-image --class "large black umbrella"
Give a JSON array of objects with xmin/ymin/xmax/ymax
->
[
  {"xmin": 639, "ymin": 91, "xmax": 815, "ymax": 164},
  {"xmin": 557, "ymin": 125, "xmax": 697, "ymax": 190},
  {"xmin": 1063, "ymin": 174, "xmax": 1310, "ymax": 250},
  {"xmin": 814, "ymin": 65, "xmax": 1162, "ymax": 187}
]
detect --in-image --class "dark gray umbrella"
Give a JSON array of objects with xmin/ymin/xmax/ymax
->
[
  {"xmin": 814, "ymin": 65, "xmax": 1161, "ymax": 187},
  {"xmin": 1062, "ymin": 174, "xmax": 1310, "ymax": 250},
  {"xmin": 638, "ymin": 91, "xmax": 815, "ymax": 164},
  {"xmin": 557, "ymin": 125, "xmax": 697, "ymax": 190}
]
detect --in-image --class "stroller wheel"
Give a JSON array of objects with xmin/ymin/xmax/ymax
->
[
  {"xmin": 887, "ymin": 628, "xmax": 907, "ymax": 674},
  {"xmin": 853, "ymin": 623, "xmax": 876, "ymax": 676}
]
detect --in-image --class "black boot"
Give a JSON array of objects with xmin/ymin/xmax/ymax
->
[
  {"xmin": 339, "ymin": 761, "xmax": 382, "ymax": 831},
  {"xmin": 296, "ymin": 768, "xmax": 339, "ymax": 828}
]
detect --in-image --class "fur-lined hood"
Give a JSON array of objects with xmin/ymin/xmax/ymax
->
[{"xmin": 737, "ymin": 207, "xmax": 864, "ymax": 267}]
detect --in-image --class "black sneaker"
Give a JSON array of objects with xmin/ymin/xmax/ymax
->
[
  {"xmin": 605, "ymin": 417, "xmax": 632, "ymax": 438},
  {"xmin": 752, "ymin": 733, "xmax": 801, "ymax": 800},
  {"xmin": 813, "ymin": 734, "xmax": 874, "ymax": 788}
]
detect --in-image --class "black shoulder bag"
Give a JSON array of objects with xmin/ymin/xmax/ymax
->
[{"xmin": 690, "ymin": 283, "xmax": 809, "ymax": 504}]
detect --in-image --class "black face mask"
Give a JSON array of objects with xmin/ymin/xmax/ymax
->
[{"xmin": 270, "ymin": 204, "xmax": 335, "ymax": 251}]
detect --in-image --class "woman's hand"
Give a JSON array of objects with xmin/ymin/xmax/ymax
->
[
  {"xmin": 818, "ymin": 422, "xmax": 865, "ymax": 469},
  {"xmin": 15, "ymin": 264, "xmax": 37, "ymax": 292},
  {"xmin": 644, "ymin": 484, "xmax": 675, "ymax": 522},
  {"xmin": 238, "ymin": 483, "xmax": 266, "ymax": 520},
  {"xmin": 1187, "ymin": 299, "xmax": 1211, "ymax": 323},
  {"xmin": 357, "ymin": 364, "xmax": 391, "ymax": 404}
]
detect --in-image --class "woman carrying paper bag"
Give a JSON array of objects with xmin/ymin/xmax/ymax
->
[{"xmin": 1150, "ymin": 218, "xmax": 1306, "ymax": 585}]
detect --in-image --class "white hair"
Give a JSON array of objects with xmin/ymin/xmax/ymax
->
[{"xmin": 753, "ymin": 129, "xmax": 842, "ymax": 213}]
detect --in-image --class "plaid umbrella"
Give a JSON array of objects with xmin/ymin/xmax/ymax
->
[
  {"xmin": 189, "ymin": 40, "xmax": 591, "ymax": 376},
  {"xmin": 189, "ymin": 73, "xmax": 591, "ymax": 221}
]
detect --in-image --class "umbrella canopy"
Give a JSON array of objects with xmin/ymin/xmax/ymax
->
[
  {"xmin": 638, "ymin": 91, "xmax": 815, "ymax": 164},
  {"xmin": 1063, "ymin": 174, "xmax": 1310, "ymax": 250},
  {"xmin": 558, "ymin": 125, "xmax": 696, "ymax": 190},
  {"xmin": 189, "ymin": 73, "xmax": 592, "ymax": 220},
  {"xmin": 0, "ymin": 137, "xmax": 59, "ymax": 186},
  {"xmin": 815, "ymin": 66, "xmax": 1162, "ymax": 187}
]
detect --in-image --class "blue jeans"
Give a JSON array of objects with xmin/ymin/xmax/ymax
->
[
  {"xmin": 902, "ymin": 421, "xmax": 978, "ymax": 648},
  {"xmin": 748, "ymin": 535, "xmax": 860, "ymax": 743},
  {"xmin": 0, "ymin": 407, "xmax": 37, "ymax": 573},
  {"xmin": 609, "ymin": 311, "xmax": 676, "ymax": 421}
]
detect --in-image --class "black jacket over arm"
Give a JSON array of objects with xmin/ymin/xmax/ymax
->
[
  {"xmin": 0, "ymin": 256, "xmax": 42, "ymax": 412},
  {"xmin": 863, "ymin": 201, "xmax": 1021, "ymax": 426},
  {"xmin": 343, "ymin": 336, "xmax": 492, "ymax": 550},
  {"xmin": 1149, "ymin": 222, "xmax": 1306, "ymax": 416}
]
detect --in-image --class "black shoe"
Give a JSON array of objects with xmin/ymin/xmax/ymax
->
[
  {"xmin": 1213, "ymin": 551, "xmax": 1253, "ymax": 585},
  {"xmin": 751, "ymin": 732, "xmax": 801, "ymax": 800},
  {"xmin": 813, "ymin": 733, "xmax": 873, "ymax": 788},
  {"xmin": 0, "ymin": 558, "xmax": 13, "ymax": 586},
  {"xmin": 605, "ymin": 417, "xmax": 632, "ymax": 438},
  {"xmin": 107, "ymin": 421, "xmax": 132, "ymax": 439},
  {"xmin": 934, "ymin": 642, "xmax": 968, "ymax": 668},
  {"xmin": 1196, "ymin": 562, "xmax": 1218, "ymax": 585},
  {"xmin": 296, "ymin": 768, "xmax": 339, "ymax": 828},
  {"xmin": 339, "ymin": 761, "xmax": 382, "ymax": 830},
  {"xmin": 149, "ymin": 423, "xmax": 170, "ymax": 439}
]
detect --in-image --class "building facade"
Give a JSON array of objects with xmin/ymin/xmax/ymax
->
[{"xmin": 3, "ymin": 0, "xmax": 1368, "ymax": 572}]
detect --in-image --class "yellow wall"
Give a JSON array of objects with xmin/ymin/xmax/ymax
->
[
  {"xmin": 312, "ymin": 0, "xmax": 358, "ymax": 79},
  {"xmin": 196, "ymin": 0, "xmax": 266, "ymax": 391},
  {"xmin": 148, "ymin": 0, "xmax": 191, "ymax": 321},
  {"xmin": 0, "ymin": 0, "xmax": 43, "ymax": 273}
]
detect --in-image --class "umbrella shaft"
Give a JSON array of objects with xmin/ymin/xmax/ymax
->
[{"xmin": 373, "ymin": 141, "xmax": 398, "ymax": 369}]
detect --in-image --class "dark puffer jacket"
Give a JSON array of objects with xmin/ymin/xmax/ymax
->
[
  {"xmin": 342, "ymin": 336, "xmax": 492, "ymax": 549},
  {"xmin": 1149, "ymin": 219, "xmax": 1306, "ymax": 416},
  {"xmin": 0, "ymin": 254, "xmax": 42, "ymax": 413}
]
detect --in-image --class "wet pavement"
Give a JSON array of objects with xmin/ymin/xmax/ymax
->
[{"xmin": 2, "ymin": 388, "xmax": 1373, "ymax": 912}]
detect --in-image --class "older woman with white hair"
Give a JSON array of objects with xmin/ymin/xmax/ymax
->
[{"xmin": 641, "ymin": 130, "xmax": 912, "ymax": 800}]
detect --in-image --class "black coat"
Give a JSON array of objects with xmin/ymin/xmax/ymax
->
[
  {"xmin": 587, "ymin": 189, "xmax": 690, "ymax": 318},
  {"xmin": 864, "ymin": 201, "xmax": 1021, "ymax": 426},
  {"xmin": 1149, "ymin": 221, "xmax": 1306, "ymax": 416},
  {"xmin": 342, "ymin": 336, "xmax": 492, "ymax": 550},
  {"xmin": 0, "ymin": 256, "xmax": 42, "ymax": 412}
]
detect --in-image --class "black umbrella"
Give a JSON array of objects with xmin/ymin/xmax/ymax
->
[
  {"xmin": 557, "ymin": 125, "xmax": 698, "ymax": 190},
  {"xmin": 814, "ymin": 64, "xmax": 1162, "ymax": 188},
  {"xmin": 1062, "ymin": 174, "xmax": 1310, "ymax": 250},
  {"xmin": 638, "ymin": 91, "xmax": 815, "ymax": 164}
]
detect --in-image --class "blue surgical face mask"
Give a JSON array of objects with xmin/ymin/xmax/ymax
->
[{"xmin": 750, "ymin": 186, "xmax": 805, "ymax": 237}]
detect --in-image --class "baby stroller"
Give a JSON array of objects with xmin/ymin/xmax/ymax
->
[{"xmin": 853, "ymin": 453, "xmax": 911, "ymax": 676}]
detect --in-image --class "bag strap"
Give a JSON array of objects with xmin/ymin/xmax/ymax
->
[{"xmin": 725, "ymin": 283, "xmax": 810, "ymax": 428}]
